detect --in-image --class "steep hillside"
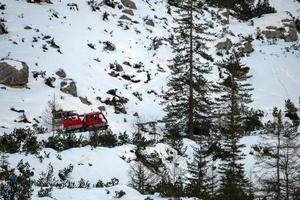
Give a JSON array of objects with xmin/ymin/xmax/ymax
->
[
  {"xmin": 0, "ymin": 0, "xmax": 299, "ymax": 133},
  {"xmin": 0, "ymin": 0, "xmax": 300, "ymax": 199}
]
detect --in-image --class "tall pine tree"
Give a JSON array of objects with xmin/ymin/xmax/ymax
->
[
  {"xmin": 186, "ymin": 140, "xmax": 214, "ymax": 199},
  {"xmin": 163, "ymin": 0, "xmax": 213, "ymax": 137},
  {"xmin": 214, "ymin": 51, "xmax": 254, "ymax": 200}
]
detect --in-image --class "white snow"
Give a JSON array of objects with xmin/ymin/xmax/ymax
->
[
  {"xmin": 1, "ymin": 59, "xmax": 24, "ymax": 70},
  {"xmin": 0, "ymin": 0, "xmax": 300, "ymax": 199}
]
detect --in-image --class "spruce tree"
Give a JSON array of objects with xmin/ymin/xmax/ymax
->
[
  {"xmin": 214, "ymin": 51, "xmax": 254, "ymax": 200},
  {"xmin": 186, "ymin": 141, "xmax": 212, "ymax": 199},
  {"xmin": 163, "ymin": 0, "xmax": 213, "ymax": 137}
]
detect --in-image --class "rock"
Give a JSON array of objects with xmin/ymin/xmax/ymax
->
[
  {"xmin": 262, "ymin": 29, "xmax": 284, "ymax": 39},
  {"xmin": 79, "ymin": 96, "xmax": 92, "ymax": 105},
  {"xmin": 44, "ymin": 76, "xmax": 56, "ymax": 88},
  {"xmin": 114, "ymin": 103, "xmax": 127, "ymax": 114},
  {"xmin": 104, "ymin": 0, "xmax": 117, "ymax": 8},
  {"xmin": 27, "ymin": 0, "xmax": 52, "ymax": 4},
  {"xmin": 0, "ymin": 60, "xmax": 29, "ymax": 87},
  {"xmin": 98, "ymin": 106, "xmax": 106, "ymax": 111},
  {"xmin": 103, "ymin": 41, "xmax": 116, "ymax": 51},
  {"xmin": 218, "ymin": 8, "xmax": 229, "ymax": 24},
  {"xmin": 122, "ymin": 9, "xmax": 134, "ymax": 16},
  {"xmin": 24, "ymin": 25, "xmax": 32, "ymax": 30},
  {"xmin": 284, "ymin": 26, "xmax": 298, "ymax": 42},
  {"xmin": 60, "ymin": 80, "xmax": 77, "ymax": 97},
  {"xmin": 145, "ymin": 19, "xmax": 155, "ymax": 27},
  {"xmin": 295, "ymin": 18, "xmax": 300, "ymax": 32},
  {"xmin": 215, "ymin": 38, "xmax": 233, "ymax": 51},
  {"xmin": 262, "ymin": 18, "xmax": 298, "ymax": 42},
  {"xmin": 266, "ymin": 25, "xmax": 277, "ymax": 30},
  {"xmin": 121, "ymin": 0, "xmax": 136, "ymax": 9},
  {"xmin": 56, "ymin": 68, "xmax": 66, "ymax": 78},
  {"xmin": 119, "ymin": 15, "xmax": 132, "ymax": 21},
  {"xmin": 0, "ymin": 23, "xmax": 8, "ymax": 35},
  {"xmin": 243, "ymin": 40, "xmax": 254, "ymax": 54}
]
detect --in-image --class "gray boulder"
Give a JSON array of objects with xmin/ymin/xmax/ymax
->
[
  {"xmin": 119, "ymin": 14, "xmax": 132, "ymax": 21},
  {"xmin": 60, "ymin": 80, "xmax": 77, "ymax": 97},
  {"xmin": 262, "ymin": 19, "xmax": 298, "ymax": 42},
  {"xmin": 122, "ymin": 9, "xmax": 134, "ymax": 16},
  {"xmin": 285, "ymin": 26, "xmax": 298, "ymax": 42},
  {"xmin": 79, "ymin": 96, "xmax": 92, "ymax": 105},
  {"xmin": 217, "ymin": 8, "xmax": 229, "ymax": 24},
  {"xmin": 56, "ymin": 68, "xmax": 66, "ymax": 78},
  {"xmin": 145, "ymin": 19, "xmax": 155, "ymax": 27},
  {"xmin": 0, "ymin": 60, "xmax": 29, "ymax": 87},
  {"xmin": 215, "ymin": 38, "xmax": 233, "ymax": 51},
  {"xmin": 243, "ymin": 40, "xmax": 254, "ymax": 54},
  {"xmin": 121, "ymin": 0, "xmax": 136, "ymax": 9}
]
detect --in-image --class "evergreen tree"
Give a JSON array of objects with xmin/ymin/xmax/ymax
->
[
  {"xmin": 185, "ymin": 141, "xmax": 212, "ymax": 199},
  {"xmin": 253, "ymin": 101, "xmax": 300, "ymax": 200},
  {"xmin": 0, "ymin": 160, "xmax": 34, "ymax": 200},
  {"xmin": 214, "ymin": 51, "xmax": 254, "ymax": 200},
  {"xmin": 128, "ymin": 162, "xmax": 158, "ymax": 194},
  {"xmin": 205, "ymin": 0, "xmax": 275, "ymax": 20},
  {"xmin": 163, "ymin": 0, "xmax": 213, "ymax": 137},
  {"xmin": 36, "ymin": 163, "xmax": 56, "ymax": 197}
]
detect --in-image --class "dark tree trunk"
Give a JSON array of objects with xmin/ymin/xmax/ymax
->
[{"xmin": 188, "ymin": 0, "xmax": 194, "ymax": 136}]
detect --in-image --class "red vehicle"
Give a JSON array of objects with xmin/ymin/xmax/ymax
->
[{"xmin": 53, "ymin": 111, "xmax": 108, "ymax": 132}]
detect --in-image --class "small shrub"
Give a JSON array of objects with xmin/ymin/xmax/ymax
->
[
  {"xmin": 114, "ymin": 190, "xmax": 126, "ymax": 198},
  {"xmin": 89, "ymin": 129, "xmax": 117, "ymax": 147},
  {"xmin": 78, "ymin": 178, "xmax": 90, "ymax": 188},
  {"xmin": 58, "ymin": 164, "xmax": 73, "ymax": 182},
  {"xmin": 118, "ymin": 131, "xmax": 131, "ymax": 145},
  {"xmin": 0, "ymin": 128, "xmax": 40, "ymax": 154},
  {"xmin": 95, "ymin": 179, "xmax": 104, "ymax": 188},
  {"xmin": 45, "ymin": 131, "xmax": 85, "ymax": 151},
  {"xmin": 105, "ymin": 178, "xmax": 119, "ymax": 187},
  {"xmin": 37, "ymin": 187, "xmax": 52, "ymax": 197}
]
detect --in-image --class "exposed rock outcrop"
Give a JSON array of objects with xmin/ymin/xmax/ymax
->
[
  {"xmin": 0, "ymin": 23, "xmax": 8, "ymax": 35},
  {"xmin": 56, "ymin": 68, "xmax": 66, "ymax": 78},
  {"xmin": 60, "ymin": 80, "xmax": 77, "ymax": 97},
  {"xmin": 79, "ymin": 96, "xmax": 92, "ymax": 105},
  {"xmin": 215, "ymin": 38, "xmax": 233, "ymax": 51},
  {"xmin": 262, "ymin": 19, "xmax": 298, "ymax": 42},
  {"xmin": 122, "ymin": 9, "xmax": 134, "ymax": 16},
  {"xmin": 145, "ymin": 19, "xmax": 155, "ymax": 27},
  {"xmin": 121, "ymin": 0, "xmax": 136, "ymax": 9},
  {"xmin": 0, "ymin": 60, "xmax": 29, "ymax": 87},
  {"xmin": 217, "ymin": 8, "xmax": 230, "ymax": 24}
]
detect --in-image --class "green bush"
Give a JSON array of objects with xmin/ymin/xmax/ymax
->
[{"xmin": 0, "ymin": 128, "xmax": 40, "ymax": 154}]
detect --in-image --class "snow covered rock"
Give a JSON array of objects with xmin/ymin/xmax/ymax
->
[
  {"xmin": 145, "ymin": 19, "xmax": 155, "ymax": 27},
  {"xmin": 122, "ymin": 9, "xmax": 134, "ymax": 16},
  {"xmin": 56, "ymin": 69, "xmax": 66, "ymax": 78},
  {"xmin": 119, "ymin": 15, "xmax": 132, "ymax": 21},
  {"xmin": 121, "ymin": 0, "xmax": 137, "ymax": 10},
  {"xmin": 242, "ymin": 40, "xmax": 254, "ymax": 54},
  {"xmin": 0, "ymin": 60, "xmax": 29, "ymax": 87},
  {"xmin": 262, "ymin": 19, "xmax": 298, "ymax": 42},
  {"xmin": 60, "ymin": 80, "xmax": 77, "ymax": 97},
  {"xmin": 215, "ymin": 38, "xmax": 233, "ymax": 51},
  {"xmin": 217, "ymin": 8, "xmax": 230, "ymax": 24}
]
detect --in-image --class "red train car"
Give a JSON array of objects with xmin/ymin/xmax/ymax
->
[{"xmin": 53, "ymin": 111, "xmax": 108, "ymax": 132}]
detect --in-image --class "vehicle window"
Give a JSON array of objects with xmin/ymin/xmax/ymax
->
[{"xmin": 91, "ymin": 115, "xmax": 97, "ymax": 121}]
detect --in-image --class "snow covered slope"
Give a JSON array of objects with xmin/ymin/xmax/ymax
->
[
  {"xmin": 0, "ymin": 0, "xmax": 299, "ymax": 133},
  {"xmin": 1, "ymin": 0, "xmax": 300, "ymax": 199}
]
